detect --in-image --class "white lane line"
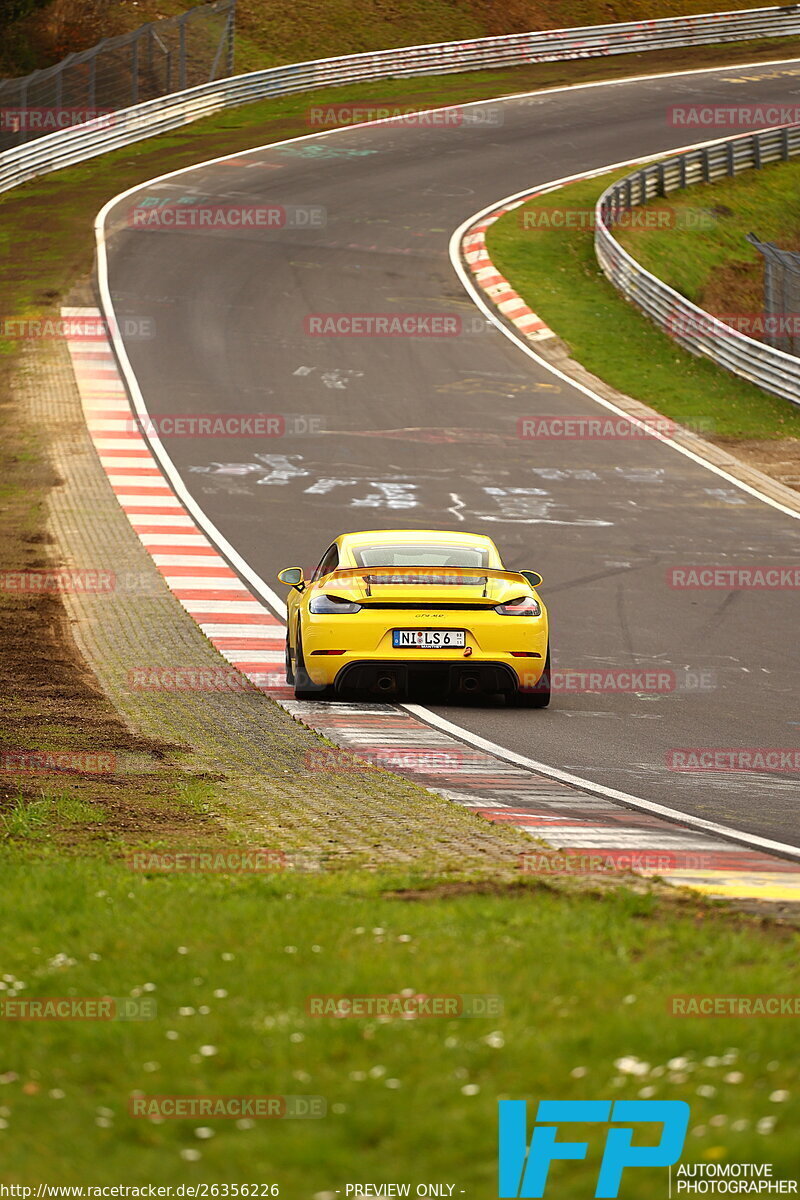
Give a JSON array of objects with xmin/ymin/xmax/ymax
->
[{"xmin": 402, "ymin": 703, "xmax": 800, "ymax": 861}]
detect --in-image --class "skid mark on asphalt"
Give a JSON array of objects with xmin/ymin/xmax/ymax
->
[{"xmin": 63, "ymin": 306, "xmax": 800, "ymax": 904}]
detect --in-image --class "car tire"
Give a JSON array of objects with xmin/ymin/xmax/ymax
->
[
  {"xmin": 509, "ymin": 645, "xmax": 551, "ymax": 709},
  {"xmin": 293, "ymin": 632, "xmax": 332, "ymax": 701}
]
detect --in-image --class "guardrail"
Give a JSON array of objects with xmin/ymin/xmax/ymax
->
[
  {"xmin": 2, "ymin": 6, "xmax": 800, "ymax": 197},
  {"xmin": 595, "ymin": 126, "xmax": 800, "ymax": 406}
]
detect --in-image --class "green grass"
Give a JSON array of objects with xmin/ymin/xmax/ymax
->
[
  {"xmin": 616, "ymin": 156, "xmax": 800, "ymax": 308},
  {"xmin": 0, "ymin": 858, "xmax": 796, "ymax": 1187},
  {"xmin": 487, "ymin": 172, "xmax": 800, "ymax": 439}
]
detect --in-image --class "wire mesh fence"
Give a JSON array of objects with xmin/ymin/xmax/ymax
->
[
  {"xmin": 746, "ymin": 233, "xmax": 800, "ymax": 357},
  {"xmin": 0, "ymin": 0, "xmax": 235, "ymax": 152}
]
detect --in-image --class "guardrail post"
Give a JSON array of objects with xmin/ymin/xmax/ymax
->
[
  {"xmin": 702, "ymin": 146, "xmax": 710, "ymax": 183},
  {"xmin": 782, "ymin": 126, "xmax": 790, "ymax": 161},
  {"xmin": 726, "ymin": 141, "xmax": 735, "ymax": 176},
  {"xmin": 179, "ymin": 17, "xmax": 187, "ymax": 90},
  {"xmin": 227, "ymin": 0, "xmax": 236, "ymax": 76},
  {"xmin": 753, "ymin": 133, "xmax": 762, "ymax": 169},
  {"xmin": 131, "ymin": 33, "xmax": 139, "ymax": 105}
]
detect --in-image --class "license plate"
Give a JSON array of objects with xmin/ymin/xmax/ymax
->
[{"xmin": 392, "ymin": 629, "xmax": 466, "ymax": 649}]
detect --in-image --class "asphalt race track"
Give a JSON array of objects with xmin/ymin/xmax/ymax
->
[{"xmin": 100, "ymin": 60, "xmax": 800, "ymax": 848}]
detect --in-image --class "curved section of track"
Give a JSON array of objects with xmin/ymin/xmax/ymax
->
[{"xmin": 98, "ymin": 60, "xmax": 800, "ymax": 848}]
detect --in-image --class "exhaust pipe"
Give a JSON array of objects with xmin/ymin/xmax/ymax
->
[
  {"xmin": 376, "ymin": 674, "xmax": 395, "ymax": 692},
  {"xmin": 461, "ymin": 674, "xmax": 480, "ymax": 693}
]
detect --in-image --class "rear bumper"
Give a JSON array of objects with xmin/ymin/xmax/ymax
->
[{"xmin": 332, "ymin": 658, "xmax": 540, "ymax": 699}]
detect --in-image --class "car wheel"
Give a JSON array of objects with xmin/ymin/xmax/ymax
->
[
  {"xmin": 285, "ymin": 638, "xmax": 295, "ymax": 685},
  {"xmin": 509, "ymin": 645, "xmax": 551, "ymax": 709},
  {"xmin": 293, "ymin": 632, "xmax": 332, "ymax": 701}
]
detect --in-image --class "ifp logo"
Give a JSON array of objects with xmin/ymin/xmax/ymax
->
[{"xmin": 498, "ymin": 1099, "xmax": 689, "ymax": 1198}]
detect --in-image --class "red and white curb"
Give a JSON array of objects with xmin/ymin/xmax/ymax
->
[
  {"xmin": 462, "ymin": 201, "xmax": 556, "ymax": 342},
  {"xmin": 63, "ymin": 306, "xmax": 800, "ymax": 902}
]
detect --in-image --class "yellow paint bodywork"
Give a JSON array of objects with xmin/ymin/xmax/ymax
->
[{"xmin": 281, "ymin": 530, "xmax": 548, "ymax": 692}]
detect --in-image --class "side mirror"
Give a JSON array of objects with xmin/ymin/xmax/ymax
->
[
  {"xmin": 278, "ymin": 566, "xmax": 305, "ymax": 590},
  {"xmin": 521, "ymin": 570, "xmax": 543, "ymax": 588}
]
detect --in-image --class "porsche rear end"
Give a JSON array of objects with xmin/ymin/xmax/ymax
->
[{"xmin": 301, "ymin": 567, "xmax": 548, "ymax": 699}]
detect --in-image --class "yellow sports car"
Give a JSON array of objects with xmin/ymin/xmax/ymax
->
[{"xmin": 278, "ymin": 529, "xmax": 550, "ymax": 706}]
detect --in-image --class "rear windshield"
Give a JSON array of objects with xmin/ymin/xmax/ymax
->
[{"xmin": 351, "ymin": 543, "xmax": 490, "ymax": 568}]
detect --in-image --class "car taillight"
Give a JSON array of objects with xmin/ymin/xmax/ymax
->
[
  {"xmin": 494, "ymin": 596, "xmax": 541, "ymax": 616},
  {"xmin": 308, "ymin": 593, "xmax": 362, "ymax": 615}
]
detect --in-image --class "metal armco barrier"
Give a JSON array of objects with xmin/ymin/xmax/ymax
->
[
  {"xmin": 2, "ymin": 6, "xmax": 800, "ymax": 198},
  {"xmin": 596, "ymin": 125, "xmax": 800, "ymax": 406}
]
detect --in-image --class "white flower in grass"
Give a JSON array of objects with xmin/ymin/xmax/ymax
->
[
  {"xmin": 397, "ymin": 935, "xmax": 412, "ymax": 943},
  {"xmin": 198, "ymin": 1006, "xmax": 211, "ymax": 1016},
  {"xmin": 311, "ymin": 945, "xmax": 322, "ymax": 953},
  {"xmin": 284, "ymin": 946, "xmax": 297, "ymax": 955},
  {"xmin": 769, "ymin": 1090, "xmax": 789, "ymax": 1102},
  {"xmin": 88, "ymin": 953, "xmax": 101, "ymax": 962},
  {"xmin": 177, "ymin": 947, "xmax": 189, "ymax": 955},
  {"xmin": 48, "ymin": 954, "xmax": 76, "ymax": 970},
  {"xmin": 724, "ymin": 1071, "xmax": 743, "ymax": 1084},
  {"xmin": 731, "ymin": 1119, "xmax": 749, "ymax": 1132},
  {"xmin": 332, "ymin": 1103, "xmax": 347, "ymax": 1113},
  {"xmin": 165, "ymin": 1031, "xmax": 179, "ymax": 1041},
  {"xmin": 372, "ymin": 928, "xmax": 385, "ymax": 936},
  {"xmin": 570, "ymin": 1067, "xmax": 587, "ymax": 1079},
  {"xmin": 96, "ymin": 1107, "xmax": 114, "ymax": 1118},
  {"xmin": 236, "ymin": 1119, "xmax": 254, "ymax": 1130},
  {"xmin": 756, "ymin": 1117, "xmax": 776, "ymax": 1134},
  {"xmin": 0, "ymin": 1119, "xmax": 8, "ymax": 1130},
  {"xmin": 95, "ymin": 1117, "xmax": 113, "ymax": 1128},
  {"xmin": 49, "ymin": 1089, "xmax": 65, "ymax": 1099},
  {"xmin": 483, "ymin": 1032, "xmax": 505, "ymax": 1049},
  {"xmin": 461, "ymin": 1084, "xmax": 480, "ymax": 1096},
  {"xmin": 194, "ymin": 1127, "xmax": 214, "ymax": 1140},
  {"xmin": 369, "ymin": 1065, "xmax": 386, "ymax": 1079},
  {"xmin": 614, "ymin": 1056, "xmax": 650, "ymax": 1077},
  {"xmin": 142, "ymin": 1062, "xmax": 159, "ymax": 1073},
  {"xmin": 142, "ymin": 982, "xmax": 157, "ymax": 992},
  {"xmin": 667, "ymin": 1057, "xmax": 690, "ymax": 1071},
  {"xmin": 180, "ymin": 1149, "xmax": 202, "ymax": 1162},
  {"xmin": 638, "ymin": 1086, "xmax": 656, "ymax": 1098},
  {"xmin": 622, "ymin": 995, "xmax": 636, "ymax": 1005},
  {"xmin": 702, "ymin": 1056, "xmax": 720, "ymax": 1067},
  {"xmin": 289, "ymin": 1032, "xmax": 304, "ymax": 1043},
  {"xmin": 696, "ymin": 1085, "xmax": 716, "ymax": 1098},
  {"xmin": 710, "ymin": 1115, "xmax": 727, "ymax": 1127},
  {"xmin": 691, "ymin": 1126, "xmax": 707, "ymax": 1138},
  {"xmin": 178, "ymin": 1006, "xmax": 195, "ymax": 1017},
  {"xmin": 199, "ymin": 1045, "xmax": 217, "ymax": 1058},
  {"xmin": 669, "ymin": 1073, "xmax": 688, "ymax": 1085}
]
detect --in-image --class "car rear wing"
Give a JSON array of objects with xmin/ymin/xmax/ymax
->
[{"xmin": 327, "ymin": 566, "xmax": 532, "ymax": 596}]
